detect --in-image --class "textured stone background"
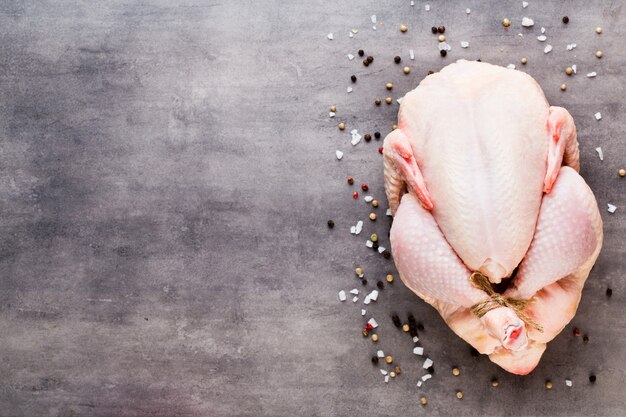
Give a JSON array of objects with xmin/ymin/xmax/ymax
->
[{"xmin": 0, "ymin": 1, "xmax": 624, "ymax": 416}]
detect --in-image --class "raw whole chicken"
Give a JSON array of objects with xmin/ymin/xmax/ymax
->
[{"xmin": 384, "ymin": 60, "xmax": 603, "ymax": 375}]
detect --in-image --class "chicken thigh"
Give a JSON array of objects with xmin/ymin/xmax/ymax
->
[{"xmin": 385, "ymin": 60, "xmax": 602, "ymax": 374}]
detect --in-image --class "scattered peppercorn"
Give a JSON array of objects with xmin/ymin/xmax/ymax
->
[
  {"xmin": 573, "ymin": 327, "xmax": 580, "ymax": 337},
  {"xmin": 438, "ymin": 25, "xmax": 445, "ymax": 33},
  {"xmin": 440, "ymin": 50, "xmax": 447, "ymax": 57},
  {"xmin": 374, "ymin": 131, "xmax": 381, "ymax": 139},
  {"xmin": 521, "ymin": 57, "xmax": 527, "ymax": 65},
  {"xmin": 596, "ymin": 50, "xmax": 603, "ymax": 58},
  {"xmin": 386, "ymin": 274, "xmax": 394, "ymax": 283},
  {"xmin": 438, "ymin": 34, "xmax": 446, "ymax": 42},
  {"xmin": 372, "ymin": 199, "xmax": 379, "ymax": 207},
  {"xmin": 362, "ymin": 328, "xmax": 369, "ymax": 337},
  {"xmin": 391, "ymin": 124, "xmax": 397, "ymax": 130},
  {"xmin": 385, "ymin": 97, "xmax": 392, "ymax": 104},
  {"xmin": 392, "ymin": 314, "xmax": 401, "ymax": 327},
  {"xmin": 361, "ymin": 279, "xmax": 368, "ymax": 286},
  {"xmin": 351, "ymin": 75, "xmax": 357, "ymax": 83},
  {"xmin": 427, "ymin": 70, "xmax": 434, "ymax": 75},
  {"xmin": 327, "ymin": 220, "xmax": 334, "ymax": 228},
  {"xmin": 619, "ymin": 169, "xmax": 625, "ymax": 177},
  {"xmin": 375, "ymin": 98, "xmax": 381, "ymax": 106},
  {"xmin": 347, "ymin": 176, "xmax": 354, "ymax": 185},
  {"xmin": 338, "ymin": 122, "xmax": 345, "ymax": 130},
  {"xmin": 431, "ymin": 26, "xmax": 438, "ymax": 34},
  {"xmin": 371, "ymin": 334, "xmax": 379, "ymax": 342},
  {"xmin": 382, "ymin": 250, "xmax": 391, "ymax": 259},
  {"xmin": 377, "ymin": 281, "xmax": 384, "ymax": 289},
  {"xmin": 369, "ymin": 213, "xmax": 377, "ymax": 221},
  {"xmin": 402, "ymin": 324, "xmax": 410, "ymax": 332},
  {"xmin": 353, "ymin": 191, "xmax": 359, "ymax": 199},
  {"xmin": 371, "ymin": 356, "xmax": 379, "ymax": 364},
  {"xmin": 394, "ymin": 56, "xmax": 401, "ymax": 64},
  {"xmin": 364, "ymin": 133, "xmax": 371, "ymax": 142},
  {"xmin": 330, "ymin": 105, "xmax": 337, "ymax": 112},
  {"xmin": 456, "ymin": 390, "xmax": 464, "ymax": 399},
  {"xmin": 403, "ymin": 66, "xmax": 411, "ymax": 75},
  {"xmin": 367, "ymin": 56, "xmax": 374, "ymax": 63},
  {"xmin": 408, "ymin": 314, "xmax": 417, "ymax": 330},
  {"xmin": 370, "ymin": 233, "xmax": 378, "ymax": 242},
  {"xmin": 420, "ymin": 396, "xmax": 428, "ymax": 406},
  {"xmin": 394, "ymin": 366, "xmax": 402, "ymax": 374},
  {"xmin": 562, "ymin": 16, "xmax": 569, "ymax": 24},
  {"xmin": 358, "ymin": 49, "xmax": 365, "ymax": 57},
  {"xmin": 566, "ymin": 67, "xmax": 573, "ymax": 75},
  {"xmin": 361, "ymin": 183, "xmax": 368, "ymax": 191},
  {"xmin": 452, "ymin": 367, "xmax": 460, "ymax": 376},
  {"xmin": 378, "ymin": 147, "xmax": 383, "ymax": 155},
  {"xmin": 372, "ymin": 242, "xmax": 379, "ymax": 251},
  {"xmin": 363, "ymin": 59, "xmax": 369, "ymax": 67},
  {"xmin": 427, "ymin": 366, "xmax": 435, "ymax": 374},
  {"xmin": 502, "ymin": 18, "xmax": 511, "ymax": 27},
  {"xmin": 386, "ymin": 82, "xmax": 393, "ymax": 90},
  {"xmin": 546, "ymin": 380, "xmax": 553, "ymax": 389},
  {"xmin": 560, "ymin": 83, "xmax": 567, "ymax": 91},
  {"xmin": 491, "ymin": 378, "xmax": 499, "ymax": 387},
  {"xmin": 389, "ymin": 371, "xmax": 396, "ymax": 378},
  {"xmin": 385, "ymin": 356, "xmax": 393, "ymax": 364},
  {"xmin": 589, "ymin": 374, "xmax": 596, "ymax": 383},
  {"xmin": 400, "ymin": 24, "xmax": 408, "ymax": 33},
  {"xmin": 596, "ymin": 27, "xmax": 603, "ymax": 34},
  {"xmin": 583, "ymin": 334, "xmax": 589, "ymax": 343},
  {"xmin": 607, "ymin": 287, "xmax": 613, "ymax": 297}
]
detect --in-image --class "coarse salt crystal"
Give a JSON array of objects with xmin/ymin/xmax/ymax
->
[
  {"xmin": 361, "ymin": 309, "xmax": 366, "ymax": 316},
  {"xmin": 352, "ymin": 296, "xmax": 358, "ymax": 303},
  {"xmin": 371, "ymin": 15, "xmax": 377, "ymax": 23},
  {"xmin": 423, "ymin": 358, "xmax": 433, "ymax": 369},
  {"xmin": 411, "ymin": 0, "xmax": 415, "ymax": 5},
  {"xmin": 347, "ymin": 86, "xmax": 353, "ymax": 94},
  {"xmin": 522, "ymin": 17, "xmax": 534, "ymax": 27},
  {"xmin": 522, "ymin": 1, "xmax": 528, "ymax": 7},
  {"xmin": 413, "ymin": 336, "xmax": 419, "ymax": 343},
  {"xmin": 348, "ymin": 54, "xmax": 354, "ymax": 60},
  {"xmin": 396, "ymin": 97, "xmax": 403, "ymax": 105},
  {"xmin": 372, "ymin": 26, "xmax": 376, "ymax": 31},
  {"xmin": 386, "ymin": 208, "xmax": 392, "ymax": 216},
  {"xmin": 417, "ymin": 380, "xmax": 423, "ymax": 387},
  {"xmin": 595, "ymin": 112, "xmax": 602, "ymax": 120},
  {"xmin": 338, "ymin": 290, "xmax": 346, "ymax": 301},
  {"xmin": 363, "ymin": 296, "xmax": 370, "ymax": 305},
  {"xmin": 355, "ymin": 220, "xmax": 363, "ymax": 234},
  {"xmin": 438, "ymin": 42, "xmax": 451, "ymax": 51},
  {"xmin": 410, "ymin": 49, "xmax": 415, "ymax": 60},
  {"xmin": 350, "ymin": 288, "xmax": 359, "ymax": 295},
  {"xmin": 384, "ymin": 375, "xmax": 389, "ymax": 383},
  {"xmin": 350, "ymin": 225, "xmax": 356, "ymax": 234},
  {"xmin": 380, "ymin": 369, "xmax": 388, "ymax": 375},
  {"xmin": 368, "ymin": 318, "xmax": 379, "ymax": 328},
  {"xmin": 377, "ymin": 246, "xmax": 386, "ymax": 254},
  {"xmin": 413, "ymin": 346, "xmax": 424, "ymax": 355},
  {"xmin": 377, "ymin": 350, "xmax": 385, "ymax": 358},
  {"xmin": 349, "ymin": 32, "xmax": 353, "ymax": 38},
  {"xmin": 595, "ymin": 147, "xmax": 604, "ymax": 161},
  {"xmin": 350, "ymin": 129, "xmax": 361, "ymax": 145},
  {"xmin": 507, "ymin": 64, "xmax": 516, "ymax": 69},
  {"xmin": 541, "ymin": 27, "xmax": 546, "ymax": 34},
  {"xmin": 567, "ymin": 43, "xmax": 577, "ymax": 51},
  {"xmin": 466, "ymin": 8, "xmax": 471, "ymax": 14},
  {"xmin": 565, "ymin": 379, "xmax": 573, "ymax": 387},
  {"xmin": 335, "ymin": 150, "xmax": 343, "ymax": 160},
  {"xmin": 587, "ymin": 72, "xmax": 597, "ymax": 77},
  {"xmin": 537, "ymin": 35, "xmax": 547, "ymax": 42},
  {"xmin": 572, "ymin": 64, "xmax": 577, "ymax": 74},
  {"xmin": 460, "ymin": 41, "xmax": 469, "ymax": 48},
  {"xmin": 425, "ymin": 4, "xmax": 430, "ymax": 11},
  {"xmin": 364, "ymin": 196, "xmax": 373, "ymax": 202},
  {"xmin": 544, "ymin": 45, "xmax": 553, "ymax": 54},
  {"xmin": 518, "ymin": 33, "xmax": 524, "ymax": 37},
  {"xmin": 327, "ymin": 33, "xmax": 333, "ymax": 40},
  {"xmin": 369, "ymin": 290, "xmax": 379, "ymax": 301},
  {"xmin": 366, "ymin": 240, "xmax": 373, "ymax": 248},
  {"xmin": 608, "ymin": 204, "xmax": 617, "ymax": 213},
  {"xmin": 329, "ymin": 112, "xmax": 335, "ymax": 118},
  {"xmin": 422, "ymin": 374, "xmax": 432, "ymax": 381}
]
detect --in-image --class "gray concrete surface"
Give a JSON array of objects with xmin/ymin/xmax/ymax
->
[{"xmin": 0, "ymin": 1, "xmax": 625, "ymax": 416}]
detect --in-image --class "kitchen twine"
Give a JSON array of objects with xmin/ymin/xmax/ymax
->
[{"xmin": 469, "ymin": 271, "xmax": 544, "ymax": 333}]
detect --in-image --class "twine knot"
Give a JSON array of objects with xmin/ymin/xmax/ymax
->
[{"xmin": 469, "ymin": 271, "xmax": 543, "ymax": 333}]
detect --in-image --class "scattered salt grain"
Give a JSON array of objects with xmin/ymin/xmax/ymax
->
[
  {"xmin": 572, "ymin": 64, "xmax": 577, "ymax": 74},
  {"xmin": 466, "ymin": 8, "xmax": 471, "ymax": 14},
  {"xmin": 381, "ymin": 369, "xmax": 388, "ymax": 375},
  {"xmin": 372, "ymin": 26, "xmax": 376, "ymax": 31},
  {"xmin": 608, "ymin": 204, "xmax": 617, "ymax": 213},
  {"xmin": 423, "ymin": 358, "xmax": 433, "ymax": 369},
  {"xmin": 369, "ymin": 290, "xmax": 379, "ymax": 301},
  {"xmin": 413, "ymin": 336, "xmax": 419, "ymax": 343},
  {"xmin": 386, "ymin": 208, "xmax": 392, "ymax": 216},
  {"xmin": 377, "ymin": 350, "xmax": 385, "ymax": 358},
  {"xmin": 411, "ymin": 0, "xmax": 415, "ymax": 5},
  {"xmin": 347, "ymin": 86, "xmax": 353, "ymax": 94},
  {"xmin": 541, "ymin": 27, "xmax": 546, "ymax": 34},
  {"xmin": 350, "ymin": 288, "xmax": 359, "ymax": 295},
  {"xmin": 368, "ymin": 318, "xmax": 379, "ymax": 328},
  {"xmin": 522, "ymin": 17, "xmax": 534, "ymax": 27},
  {"xmin": 329, "ymin": 112, "xmax": 335, "ymax": 118},
  {"xmin": 376, "ymin": 246, "xmax": 385, "ymax": 254},
  {"xmin": 544, "ymin": 45, "xmax": 553, "ymax": 54},
  {"xmin": 371, "ymin": 15, "xmax": 377, "ymax": 23},
  {"xmin": 350, "ymin": 130, "xmax": 361, "ymax": 146},
  {"xmin": 422, "ymin": 373, "xmax": 432, "ymax": 381},
  {"xmin": 361, "ymin": 309, "xmax": 366, "ymax": 316},
  {"xmin": 518, "ymin": 33, "xmax": 524, "ymax": 37},
  {"xmin": 366, "ymin": 240, "xmax": 373, "ymax": 248},
  {"xmin": 417, "ymin": 380, "xmax": 423, "ymax": 387},
  {"xmin": 347, "ymin": 54, "xmax": 354, "ymax": 60},
  {"xmin": 595, "ymin": 112, "xmax": 602, "ymax": 121},
  {"xmin": 363, "ymin": 296, "xmax": 371, "ymax": 305},
  {"xmin": 460, "ymin": 41, "xmax": 469, "ymax": 48},
  {"xmin": 507, "ymin": 64, "xmax": 516, "ymax": 69},
  {"xmin": 522, "ymin": 1, "xmax": 528, "ymax": 8},
  {"xmin": 567, "ymin": 43, "xmax": 577, "ymax": 51},
  {"xmin": 338, "ymin": 290, "xmax": 346, "ymax": 301},
  {"xmin": 355, "ymin": 220, "xmax": 363, "ymax": 235},
  {"xmin": 537, "ymin": 35, "xmax": 547, "ymax": 41},
  {"xmin": 352, "ymin": 296, "xmax": 358, "ymax": 303},
  {"xmin": 410, "ymin": 49, "xmax": 415, "ymax": 60},
  {"xmin": 349, "ymin": 32, "xmax": 353, "ymax": 38},
  {"xmin": 327, "ymin": 33, "xmax": 334, "ymax": 40},
  {"xmin": 335, "ymin": 150, "xmax": 343, "ymax": 160},
  {"xmin": 364, "ymin": 195, "xmax": 374, "ymax": 202},
  {"xmin": 587, "ymin": 72, "xmax": 597, "ymax": 77},
  {"xmin": 438, "ymin": 42, "xmax": 451, "ymax": 51},
  {"xmin": 384, "ymin": 375, "xmax": 389, "ymax": 383},
  {"xmin": 595, "ymin": 147, "xmax": 604, "ymax": 161},
  {"xmin": 565, "ymin": 379, "xmax": 573, "ymax": 387},
  {"xmin": 413, "ymin": 346, "xmax": 424, "ymax": 355},
  {"xmin": 425, "ymin": 4, "xmax": 430, "ymax": 11}
]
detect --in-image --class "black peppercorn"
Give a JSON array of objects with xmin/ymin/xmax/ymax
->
[
  {"xmin": 366, "ymin": 56, "xmax": 374, "ymax": 63},
  {"xmin": 562, "ymin": 16, "xmax": 569, "ymax": 24},
  {"xmin": 427, "ymin": 366, "xmax": 435, "ymax": 374},
  {"xmin": 358, "ymin": 49, "xmax": 365, "ymax": 56},
  {"xmin": 583, "ymin": 334, "xmax": 589, "ymax": 343},
  {"xmin": 431, "ymin": 26, "xmax": 438, "ymax": 34},
  {"xmin": 394, "ymin": 56, "xmax": 401, "ymax": 64},
  {"xmin": 372, "ymin": 356, "xmax": 379, "ymax": 364},
  {"xmin": 382, "ymin": 250, "xmax": 391, "ymax": 259},
  {"xmin": 363, "ymin": 59, "xmax": 369, "ymax": 67},
  {"xmin": 392, "ymin": 314, "xmax": 402, "ymax": 328},
  {"xmin": 408, "ymin": 314, "xmax": 417, "ymax": 329},
  {"xmin": 351, "ymin": 75, "xmax": 357, "ymax": 83},
  {"xmin": 477, "ymin": 59, "xmax": 482, "ymax": 62},
  {"xmin": 438, "ymin": 25, "xmax": 445, "ymax": 33},
  {"xmin": 427, "ymin": 70, "xmax": 434, "ymax": 75},
  {"xmin": 606, "ymin": 288, "xmax": 612, "ymax": 297},
  {"xmin": 364, "ymin": 133, "xmax": 371, "ymax": 142},
  {"xmin": 372, "ymin": 242, "xmax": 379, "ymax": 250},
  {"xmin": 361, "ymin": 279, "xmax": 368, "ymax": 286},
  {"xmin": 374, "ymin": 131, "xmax": 381, "ymax": 139},
  {"xmin": 377, "ymin": 281, "xmax": 384, "ymax": 289},
  {"xmin": 327, "ymin": 220, "xmax": 335, "ymax": 228},
  {"xmin": 440, "ymin": 50, "xmax": 447, "ymax": 57},
  {"xmin": 589, "ymin": 374, "xmax": 596, "ymax": 383}
]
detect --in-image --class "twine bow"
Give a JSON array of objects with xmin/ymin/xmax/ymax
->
[{"xmin": 469, "ymin": 271, "xmax": 544, "ymax": 333}]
